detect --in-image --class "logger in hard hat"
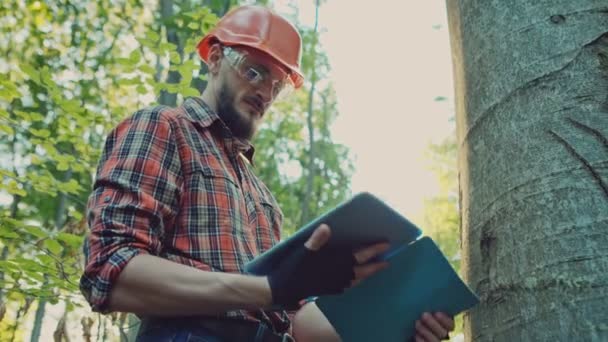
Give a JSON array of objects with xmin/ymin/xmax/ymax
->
[{"xmin": 80, "ymin": 5, "xmax": 454, "ymax": 341}]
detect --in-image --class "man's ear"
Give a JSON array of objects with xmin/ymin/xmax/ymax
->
[{"xmin": 207, "ymin": 44, "xmax": 222, "ymax": 75}]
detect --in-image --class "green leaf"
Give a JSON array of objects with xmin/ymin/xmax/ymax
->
[
  {"xmin": 168, "ymin": 83, "xmax": 181, "ymax": 92},
  {"xmin": 116, "ymin": 57, "xmax": 137, "ymax": 67},
  {"xmin": 40, "ymin": 66, "xmax": 54, "ymax": 86},
  {"xmin": 187, "ymin": 22, "xmax": 199, "ymax": 30},
  {"xmin": 37, "ymin": 254, "xmax": 55, "ymax": 267},
  {"xmin": 169, "ymin": 51, "xmax": 181, "ymax": 64},
  {"xmin": 29, "ymin": 112, "xmax": 45, "ymax": 122},
  {"xmin": 129, "ymin": 49, "xmax": 142, "ymax": 64},
  {"xmin": 30, "ymin": 128, "xmax": 51, "ymax": 138},
  {"xmin": 140, "ymin": 64, "xmax": 156, "ymax": 75},
  {"xmin": 20, "ymin": 63, "xmax": 41, "ymax": 84},
  {"xmin": 0, "ymin": 80, "xmax": 21, "ymax": 102},
  {"xmin": 181, "ymin": 87, "xmax": 200, "ymax": 97},
  {"xmin": 24, "ymin": 225, "xmax": 48, "ymax": 239},
  {"xmin": 57, "ymin": 99, "xmax": 82, "ymax": 114},
  {"xmin": 183, "ymin": 11, "xmax": 200, "ymax": 19},
  {"xmin": 57, "ymin": 160, "xmax": 69, "ymax": 171},
  {"xmin": 0, "ymin": 260, "xmax": 17, "ymax": 272},
  {"xmin": 147, "ymin": 30, "xmax": 160, "ymax": 42},
  {"xmin": 159, "ymin": 42, "xmax": 177, "ymax": 52},
  {"xmin": 44, "ymin": 238, "xmax": 63, "ymax": 255},
  {"xmin": 61, "ymin": 179, "xmax": 83, "ymax": 194},
  {"xmin": 71, "ymin": 163, "xmax": 86, "ymax": 173},
  {"xmin": 30, "ymin": 154, "xmax": 43, "ymax": 165},
  {"xmin": 0, "ymin": 123, "xmax": 15, "ymax": 135},
  {"xmin": 0, "ymin": 226, "xmax": 19, "ymax": 239},
  {"xmin": 137, "ymin": 37, "xmax": 157, "ymax": 49},
  {"xmin": 69, "ymin": 208, "xmax": 83, "ymax": 221},
  {"xmin": 117, "ymin": 77, "xmax": 141, "ymax": 86},
  {"xmin": 25, "ymin": 270, "xmax": 45, "ymax": 283},
  {"xmin": 14, "ymin": 110, "xmax": 31, "ymax": 121},
  {"xmin": 14, "ymin": 256, "xmax": 46, "ymax": 272},
  {"xmin": 6, "ymin": 180, "xmax": 26, "ymax": 197}
]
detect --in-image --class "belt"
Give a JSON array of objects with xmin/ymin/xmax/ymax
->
[{"xmin": 138, "ymin": 316, "xmax": 295, "ymax": 342}]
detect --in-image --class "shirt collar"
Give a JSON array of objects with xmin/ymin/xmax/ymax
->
[{"xmin": 183, "ymin": 96, "xmax": 256, "ymax": 164}]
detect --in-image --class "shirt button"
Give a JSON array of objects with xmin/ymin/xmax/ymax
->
[{"xmin": 104, "ymin": 196, "xmax": 111, "ymax": 203}]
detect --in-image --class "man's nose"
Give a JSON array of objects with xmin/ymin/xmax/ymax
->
[{"xmin": 254, "ymin": 81, "xmax": 275, "ymax": 104}]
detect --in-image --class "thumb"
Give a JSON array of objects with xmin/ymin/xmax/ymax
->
[{"xmin": 304, "ymin": 224, "xmax": 331, "ymax": 251}]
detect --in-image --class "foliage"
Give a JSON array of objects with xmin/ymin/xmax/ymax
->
[{"xmin": 421, "ymin": 132, "xmax": 463, "ymax": 339}]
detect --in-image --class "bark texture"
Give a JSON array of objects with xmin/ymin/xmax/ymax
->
[{"xmin": 446, "ymin": 1, "xmax": 608, "ymax": 341}]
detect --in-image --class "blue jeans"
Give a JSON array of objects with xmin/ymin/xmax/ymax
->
[
  {"xmin": 135, "ymin": 318, "xmax": 291, "ymax": 342},
  {"xmin": 136, "ymin": 325, "xmax": 222, "ymax": 342}
]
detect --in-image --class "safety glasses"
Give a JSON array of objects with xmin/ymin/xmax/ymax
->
[{"xmin": 222, "ymin": 46, "xmax": 294, "ymax": 102}]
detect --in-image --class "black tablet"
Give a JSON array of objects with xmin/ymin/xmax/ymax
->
[{"xmin": 245, "ymin": 192, "xmax": 423, "ymax": 275}]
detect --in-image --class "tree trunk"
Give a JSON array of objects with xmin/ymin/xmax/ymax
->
[
  {"xmin": 30, "ymin": 169, "xmax": 72, "ymax": 342},
  {"xmin": 446, "ymin": 1, "xmax": 608, "ymax": 341},
  {"xmin": 301, "ymin": 0, "xmax": 320, "ymax": 226},
  {"xmin": 2, "ymin": 119, "xmax": 21, "ymax": 306},
  {"xmin": 9, "ymin": 298, "xmax": 33, "ymax": 342},
  {"xmin": 52, "ymin": 308, "xmax": 69, "ymax": 342},
  {"xmin": 158, "ymin": 0, "xmax": 181, "ymax": 107}
]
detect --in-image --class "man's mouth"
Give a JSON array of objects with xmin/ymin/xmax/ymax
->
[{"xmin": 244, "ymin": 98, "xmax": 263, "ymax": 116}]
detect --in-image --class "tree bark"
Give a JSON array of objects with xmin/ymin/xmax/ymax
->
[{"xmin": 446, "ymin": 1, "xmax": 608, "ymax": 341}]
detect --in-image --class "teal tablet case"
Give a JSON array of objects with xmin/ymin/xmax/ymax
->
[{"xmin": 315, "ymin": 236, "xmax": 479, "ymax": 342}]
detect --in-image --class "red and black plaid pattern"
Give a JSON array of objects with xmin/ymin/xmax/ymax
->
[{"xmin": 80, "ymin": 97, "xmax": 291, "ymax": 332}]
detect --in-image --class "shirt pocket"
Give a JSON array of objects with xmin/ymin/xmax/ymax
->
[
  {"xmin": 195, "ymin": 164, "xmax": 244, "ymax": 227},
  {"xmin": 244, "ymin": 189, "xmax": 283, "ymax": 253}
]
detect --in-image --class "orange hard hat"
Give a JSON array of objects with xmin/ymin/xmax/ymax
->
[{"xmin": 197, "ymin": 5, "xmax": 304, "ymax": 89}]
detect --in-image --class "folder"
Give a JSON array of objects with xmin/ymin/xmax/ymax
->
[{"xmin": 315, "ymin": 236, "xmax": 479, "ymax": 341}]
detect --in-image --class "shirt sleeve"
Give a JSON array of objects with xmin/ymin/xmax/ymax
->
[{"xmin": 79, "ymin": 108, "xmax": 183, "ymax": 313}]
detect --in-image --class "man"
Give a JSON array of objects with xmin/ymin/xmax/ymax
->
[{"xmin": 80, "ymin": 5, "xmax": 455, "ymax": 342}]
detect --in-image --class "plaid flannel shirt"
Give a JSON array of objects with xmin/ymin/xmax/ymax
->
[{"xmin": 80, "ymin": 97, "xmax": 291, "ymax": 333}]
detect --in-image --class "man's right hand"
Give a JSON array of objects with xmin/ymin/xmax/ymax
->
[{"xmin": 267, "ymin": 224, "xmax": 390, "ymax": 308}]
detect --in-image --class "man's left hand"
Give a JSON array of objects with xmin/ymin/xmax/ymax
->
[{"xmin": 413, "ymin": 312, "xmax": 454, "ymax": 342}]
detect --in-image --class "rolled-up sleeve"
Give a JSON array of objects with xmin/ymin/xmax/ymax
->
[{"xmin": 79, "ymin": 108, "xmax": 183, "ymax": 313}]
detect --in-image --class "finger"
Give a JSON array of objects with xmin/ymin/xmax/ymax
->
[
  {"xmin": 434, "ymin": 312, "xmax": 455, "ymax": 332},
  {"xmin": 353, "ymin": 242, "xmax": 391, "ymax": 264},
  {"xmin": 304, "ymin": 224, "xmax": 331, "ymax": 251},
  {"xmin": 415, "ymin": 319, "xmax": 439, "ymax": 342},
  {"xmin": 421, "ymin": 312, "xmax": 447, "ymax": 340}
]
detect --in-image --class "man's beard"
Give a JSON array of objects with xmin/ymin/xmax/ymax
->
[{"xmin": 216, "ymin": 82, "xmax": 256, "ymax": 140}]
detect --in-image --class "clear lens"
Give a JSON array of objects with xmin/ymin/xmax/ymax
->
[{"xmin": 223, "ymin": 47, "xmax": 294, "ymax": 102}]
